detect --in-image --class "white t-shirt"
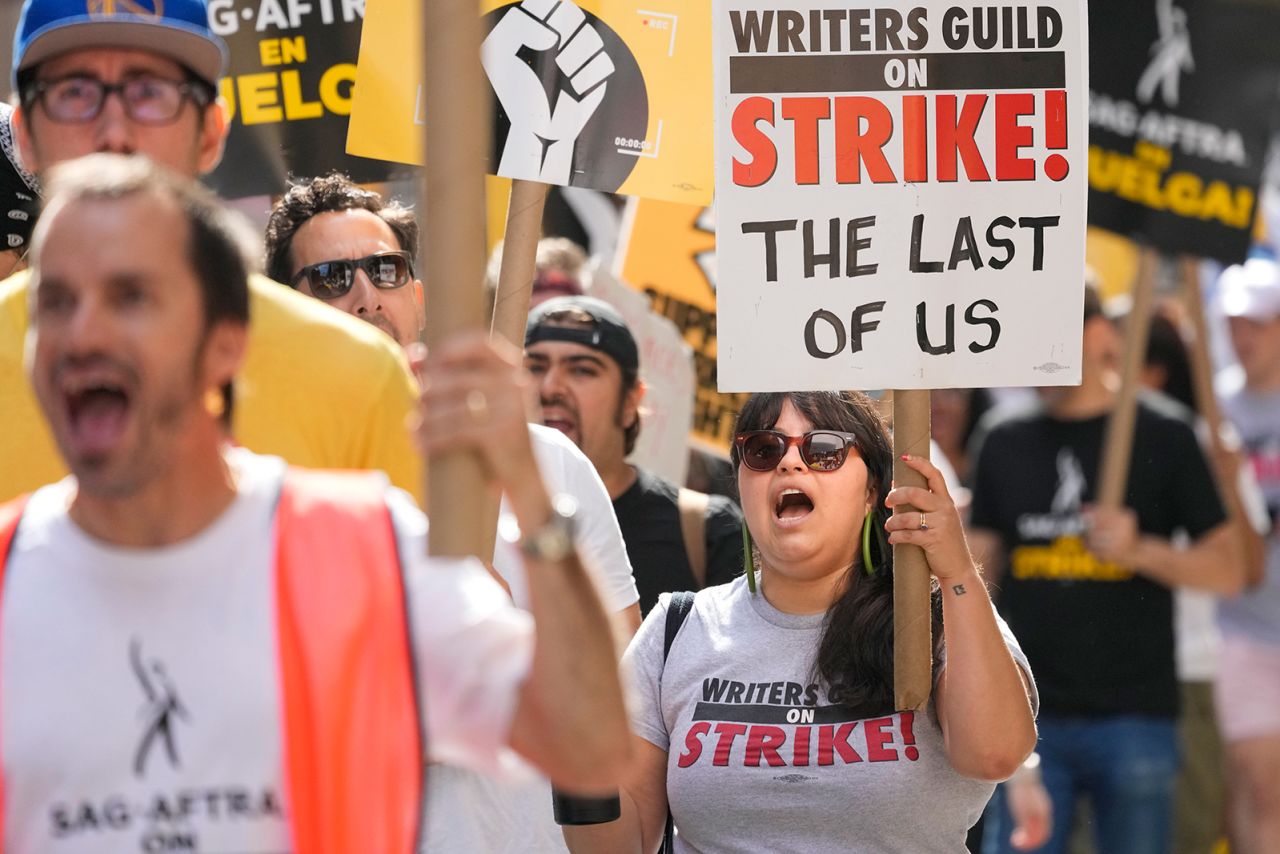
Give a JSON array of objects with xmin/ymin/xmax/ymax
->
[
  {"xmin": 422, "ymin": 424, "xmax": 639, "ymax": 854},
  {"xmin": 2, "ymin": 450, "xmax": 533, "ymax": 854}
]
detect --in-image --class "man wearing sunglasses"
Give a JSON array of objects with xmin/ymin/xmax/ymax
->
[
  {"xmin": 264, "ymin": 172, "xmax": 425, "ymax": 347},
  {"xmin": 525, "ymin": 295, "xmax": 744, "ymax": 615},
  {"xmin": 0, "ymin": 0, "xmax": 422, "ymax": 502},
  {"xmin": 266, "ymin": 174, "xmax": 647, "ymax": 854}
]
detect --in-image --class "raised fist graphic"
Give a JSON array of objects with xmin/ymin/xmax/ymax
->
[{"xmin": 483, "ymin": 0, "xmax": 616, "ymax": 184}]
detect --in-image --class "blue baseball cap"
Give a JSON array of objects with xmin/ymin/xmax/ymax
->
[{"xmin": 13, "ymin": 0, "xmax": 228, "ymax": 90}]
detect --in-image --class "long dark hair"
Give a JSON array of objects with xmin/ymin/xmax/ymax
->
[{"xmin": 732, "ymin": 391, "xmax": 944, "ymax": 712}]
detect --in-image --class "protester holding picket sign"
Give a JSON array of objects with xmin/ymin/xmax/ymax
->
[{"xmin": 564, "ymin": 390, "xmax": 1037, "ymax": 853}]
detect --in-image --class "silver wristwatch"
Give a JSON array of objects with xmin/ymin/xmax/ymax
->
[{"xmin": 520, "ymin": 494, "xmax": 578, "ymax": 562}]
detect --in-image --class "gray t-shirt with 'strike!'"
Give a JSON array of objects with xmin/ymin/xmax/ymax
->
[{"xmin": 624, "ymin": 576, "xmax": 1037, "ymax": 854}]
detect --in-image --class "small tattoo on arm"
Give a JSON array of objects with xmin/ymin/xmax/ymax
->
[{"xmin": 952, "ymin": 584, "xmax": 967, "ymax": 596}]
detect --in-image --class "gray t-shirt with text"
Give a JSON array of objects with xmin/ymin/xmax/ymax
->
[{"xmin": 624, "ymin": 577, "xmax": 1037, "ymax": 854}]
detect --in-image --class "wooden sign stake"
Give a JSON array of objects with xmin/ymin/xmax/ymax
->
[
  {"xmin": 476, "ymin": 178, "xmax": 551, "ymax": 562},
  {"xmin": 421, "ymin": 0, "xmax": 490, "ymax": 557},
  {"xmin": 892, "ymin": 389, "xmax": 932, "ymax": 711},
  {"xmin": 491, "ymin": 180, "xmax": 550, "ymax": 346},
  {"xmin": 1180, "ymin": 257, "xmax": 1265, "ymax": 588},
  {"xmin": 1098, "ymin": 248, "xmax": 1158, "ymax": 509}
]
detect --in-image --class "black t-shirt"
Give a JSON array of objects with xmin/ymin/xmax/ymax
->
[
  {"xmin": 968, "ymin": 395, "xmax": 1225, "ymax": 718},
  {"xmin": 613, "ymin": 468, "xmax": 743, "ymax": 614}
]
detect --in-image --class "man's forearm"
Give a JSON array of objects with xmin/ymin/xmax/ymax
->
[
  {"xmin": 516, "ymin": 548, "xmax": 632, "ymax": 789},
  {"xmin": 1130, "ymin": 523, "xmax": 1244, "ymax": 595},
  {"xmin": 505, "ymin": 473, "xmax": 631, "ymax": 790}
]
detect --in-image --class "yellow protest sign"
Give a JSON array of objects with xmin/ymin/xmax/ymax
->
[
  {"xmin": 617, "ymin": 198, "xmax": 747, "ymax": 454},
  {"xmin": 349, "ymin": 0, "xmax": 713, "ymax": 206}
]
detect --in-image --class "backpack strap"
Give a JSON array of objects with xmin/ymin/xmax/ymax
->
[
  {"xmin": 661, "ymin": 591, "xmax": 696, "ymax": 853},
  {"xmin": 676, "ymin": 489, "xmax": 709, "ymax": 588},
  {"xmin": 664, "ymin": 591, "xmax": 696, "ymax": 662}
]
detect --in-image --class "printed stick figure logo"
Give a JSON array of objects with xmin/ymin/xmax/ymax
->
[
  {"xmin": 1050, "ymin": 449, "xmax": 1087, "ymax": 515},
  {"xmin": 1136, "ymin": 0, "xmax": 1194, "ymax": 108},
  {"xmin": 483, "ymin": 0, "xmax": 649, "ymax": 191},
  {"xmin": 87, "ymin": 0, "xmax": 164, "ymax": 16},
  {"xmin": 130, "ymin": 638, "xmax": 189, "ymax": 778}
]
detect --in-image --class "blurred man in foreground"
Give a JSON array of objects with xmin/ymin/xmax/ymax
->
[{"xmin": 1, "ymin": 154, "xmax": 630, "ymax": 853}]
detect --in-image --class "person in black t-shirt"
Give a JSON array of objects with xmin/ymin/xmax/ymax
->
[
  {"xmin": 525, "ymin": 296, "xmax": 743, "ymax": 613},
  {"xmin": 969, "ymin": 283, "xmax": 1245, "ymax": 854}
]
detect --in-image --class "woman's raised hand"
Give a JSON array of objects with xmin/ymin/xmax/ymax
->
[{"xmin": 883, "ymin": 453, "xmax": 977, "ymax": 582}]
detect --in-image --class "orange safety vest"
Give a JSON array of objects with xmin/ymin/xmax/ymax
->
[{"xmin": 0, "ymin": 469, "xmax": 423, "ymax": 854}]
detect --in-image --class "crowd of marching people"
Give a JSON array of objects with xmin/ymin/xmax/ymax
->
[{"xmin": 0, "ymin": 1, "xmax": 1277, "ymax": 853}]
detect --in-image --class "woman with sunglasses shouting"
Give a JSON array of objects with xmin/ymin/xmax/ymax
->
[{"xmin": 564, "ymin": 391, "xmax": 1038, "ymax": 854}]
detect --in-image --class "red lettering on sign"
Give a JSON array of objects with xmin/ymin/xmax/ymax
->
[
  {"xmin": 936, "ymin": 94, "xmax": 990, "ymax": 182},
  {"xmin": 834, "ymin": 96, "xmax": 896, "ymax": 184},
  {"xmin": 995, "ymin": 92, "xmax": 1036, "ymax": 181},
  {"xmin": 732, "ymin": 97, "xmax": 778, "ymax": 187},
  {"xmin": 781, "ymin": 97, "xmax": 830, "ymax": 185}
]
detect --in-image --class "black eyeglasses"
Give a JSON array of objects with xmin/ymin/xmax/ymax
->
[
  {"xmin": 24, "ymin": 74, "xmax": 213, "ymax": 125},
  {"xmin": 735, "ymin": 430, "xmax": 861, "ymax": 472},
  {"xmin": 291, "ymin": 251, "xmax": 415, "ymax": 299}
]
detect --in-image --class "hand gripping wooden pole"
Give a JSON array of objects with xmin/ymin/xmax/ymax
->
[
  {"xmin": 1097, "ymin": 249, "xmax": 1158, "ymax": 509},
  {"xmin": 892, "ymin": 389, "xmax": 932, "ymax": 711},
  {"xmin": 421, "ymin": 0, "xmax": 490, "ymax": 557}
]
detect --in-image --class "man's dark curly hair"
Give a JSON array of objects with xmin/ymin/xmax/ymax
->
[{"xmin": 263, "ymin": 172, "xmax": 418, "ymax": 287}]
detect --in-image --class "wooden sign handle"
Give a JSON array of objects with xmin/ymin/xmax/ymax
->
[
  {"xmin": 477, "ymin": 178, "xmax": 550, "ymax": 562},
  {"xmin": 892, "ymin": 389, "xmax": 932, "ymax": 711},
  {"xmin": 491, "ymin": 179, "xmax": 549, "ymax": 346},
  {"xmin": 421, "ymin": 0, "xmax": 490, "ymax": 557},
  {"xmin": 1097, "ymin": 249, "xmax": 1158, "ymax": 509},
  {"xmin": 1181, "ymin": 257, "xmax": 1265, "ymax": 588}
]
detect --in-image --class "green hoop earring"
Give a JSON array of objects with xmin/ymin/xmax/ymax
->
[
  {"xmin": 861, "ymin": 510, "xmax": 876, "ymax": 576},
  {"xmin": 742, "ymin": 524, "xmax": 758, "ymax": 593}
]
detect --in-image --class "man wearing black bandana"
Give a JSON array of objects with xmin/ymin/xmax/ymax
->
[{"xmin": 525, "ymin": 296, "xmax": 744, "ymax": 613}]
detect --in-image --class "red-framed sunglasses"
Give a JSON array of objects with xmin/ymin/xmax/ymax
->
[{"xmin": 734, "ymin": 430, "xmax": 861, "ymax": 472}]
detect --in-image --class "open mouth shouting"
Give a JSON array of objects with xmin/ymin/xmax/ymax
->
[
  {"xmin": 59, "ymin": 372, "xmax": 135, "ymax": 460},
  {"xmin": 773, "ymin": 486, "xmax": 815, "ymax": 526},
  {"xmin": 540, "ymin": 397, "xmax": 580, "ymax": 445}
]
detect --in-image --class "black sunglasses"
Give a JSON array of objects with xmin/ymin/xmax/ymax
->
[
  {"xmin": 735, "ymin": 430, "xmax": 861, "ymax": 472},
  {"xmin": 291, "ymin": 251, "xmax": 415, "ymax": 299}
]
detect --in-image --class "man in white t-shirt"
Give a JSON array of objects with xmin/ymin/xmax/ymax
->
[
  {"xmin": 1, "ymin": 154, "xmax": 632, "ymax": 853},
  {"xmin": 262, "ymin": 176, "xmax": 644, "ymax": 853}
]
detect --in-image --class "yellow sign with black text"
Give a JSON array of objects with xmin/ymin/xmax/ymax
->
[
  {"xmin": 618, "ymin": 198, "xmax": 746, "ymax": 454},
  {"xmin": 348, "ymin": 0, "xmax": 713, "ymax": 205}
]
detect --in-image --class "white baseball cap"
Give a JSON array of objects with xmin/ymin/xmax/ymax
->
[{"xmin": 1220, "ymin": 258, "xmax": 1280, "ymax": 321}]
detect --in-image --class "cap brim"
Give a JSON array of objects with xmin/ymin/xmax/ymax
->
[
  {"xmin": 18, "ymin": 20, "xmax": 226, "ymax": 86},
  {"xmin": 1222, "ymin": 292, "xmax": 1280, "ymax": 321}
]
